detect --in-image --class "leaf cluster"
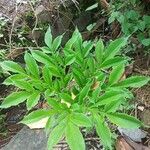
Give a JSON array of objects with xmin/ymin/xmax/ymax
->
[{"xmin": 0, "ymin": 27, "xmax": 149, "ymax": 149}]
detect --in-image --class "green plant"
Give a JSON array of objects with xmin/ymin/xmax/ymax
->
[
  {"xmin": 0, "ymin": 27, "xmax": 149, "ymax": 149},
  {"xmin": 109, "ymin": 0, "xmax": 150, "ymax": 53}
]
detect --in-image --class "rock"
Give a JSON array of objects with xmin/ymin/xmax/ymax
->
[
  {"xmin": 118, "ymin": 127, "xmax": 147, "ymax": 142},
  {"xmin": 74, "ymin": 12, "xmax": 92, "ymax": 31},
  {"xmin": 2, "ymin": 127, "xmax": 47, "ymax": 150},
  {"xmin": 35, "ymin": 5, "xmax": 52, "ymax": 23},
  {"xmin": 141, "ymin": 109, "xmax": 150, "ymax": 126}
]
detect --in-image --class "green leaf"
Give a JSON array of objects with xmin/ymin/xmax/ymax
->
[
  {"xmin": 1, "ymin": 61, "xmax": 25, "ymax": 74},
  {"xmin": 12, "ymin": 80, "xmax": 34, "ymax": 91},
  {"xmin": 47, "ymin": 98, "xmax": 61, "ymax": 109},
  {"xmin": 42, "ymin": 66, "xmax": 52, "ymax": 84},
  {"xmin": 47, "ymin": 122, "xmax": 65, "ymax": 150},
  {"xmin": 60, "ymin": 93, "xmax": 72, "ymax": 103},
  {"xmin": 52, "ymin": 35, "xmax": 63, "ymax": 51},
  {"xmin": 21, "ymin": 109, "xmax": 53, "ymax": 125},
  {"xmin": 96, "ymin": 91, "xmax": 123, "ymax": 106},
  {"xmin": 114, "ymin": 76, "xmax": 150, "ymax": 88},
  {"xmin": 107, "ymin": 113, "xmax": 142, "ymax": 128},
  {"xmin": 3, "ymin": 74, "xmax": 27, "ymax": 85},
  {"xmin": 79, "ymin": 82, "xmax": 91, "ymax": 104},
  {"xmin": 104, "ymin": 38, "xmax": 127, "ymax": 61},
  {"xmin": 24, "ymin": 52, "xmax": 39, "ymax": 78},
  {"xmin": 71, "ymin": 113, "xmax": 91, "ymax": 127},
  {"xmin": 86, "ymin": 23, "xmax": 96, "ymax": 31},
  {"xmin": 100, "ymin": 57, "xmax": 126, "ymax": 69},
  {"xmin": 95, "ymin": 114, "xmax": 112, "ymax": 149},
  {"xmin": 26, "ymin": 91, "xmax": 41, "ymax": 111},
  {"xmin": 65, "ymin": 28, "xmax": 79, "ymax": 49},
  {"xmin": 83, "ymin": 41, "xmax": 93, "ymax": 57},
  {"xmin": 141, "ymin": 38, "xmax": 150, "ymax": 46},
  {"xmin": 31, "ymin": 50, "xmax": 54, "ymax": 67},
  {"xmin": 87, "ymin": 57, "xmax": 95, "ymax": 74},
  {"xmin": 109, "ymin": 64, "xmax": 125, "ymax": 85},
  {"xmin": 41, "ymin": 46, "xmax": 52, "ymax": 53},
  {"xmin": 65, "ymin": 55, "xmax": 76, "ymax": 66},
  {"xmin": 86, "ymin": 3, "xmax": 98, "ymax": 11},
  {"xmin": 45, "ymin": 26, "xmax": 52, "ymax": 48},
  {"xmin": 104, "ymin": 99, "xmax": 122, "ymax": 113},
  {"xmin": 66, "ymin": 122, "xmax": 85, "ymax": 150},
  {"xmin": 0, "ymin": 91, "xmax": 30, "ymax": 108},
  {"xmin": 95, "ymin": 39, "xmax": 104, "ymax": 64},
  {"xmin": 49, "ymin": 66, "xmax": 61, "ymax": 77}
]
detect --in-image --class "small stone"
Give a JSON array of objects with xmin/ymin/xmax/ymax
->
[
  {"xmin": 118, "ymin": 127, "xmax": 147, "ymax": 142},
  {"xmin": 141, "ymin": 109, "xmax": 150, "ymax": 126}
]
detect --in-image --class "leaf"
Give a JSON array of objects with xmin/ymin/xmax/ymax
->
[
  {"xmin": 24, "ymin": 52, "xmax": 39, "ymax": 78},
  {"xmin": 86, "ymin": 3, "xmax": 98, "ymax": 11},
  {"xmin": 0, "ymin": 91, "xmax": 30, "ymax": 108},
  {"xmin": 100, "ymin": 57, "xmax": 126, "ymax": 69},
  {"xmin": 45, "ymin": 26, "xmax": 52, "ymax": 48},
  {"xmin": 47, "ymin": 122, "xmax": 65, "ymax": 150},
  {"xmin": 1, "ymin": 61, "xmax": 25, "ymax": 74},
  {"xmin": 47, "ymin": 98, "xmax": 61, "ymax": 109},
  {"xmin": 104, "ymin": 99, "xmax": 122, "ymax": 113},
  {"xmin": 104, "ymin": 38, "xmax": 127, "ymax": 61},
  {"xmin": 83, "ymin": 41, "xmax": 93, "ymax": 57},
  {"xmin": 141, "ymin": 38, "xmax": 150, "ymax": 46},
  {"xmin": 86, "ymin": 23, "xmax": 96, "ymax": 31},
  {"xmin": 52, "ymin": 35, "xmax": 63, "ymax": 51},
  {"xmin": 95, "ymin": 39, "xmax": 104, "ymax": 64},
  {"xmin": 3, "ymin": 74, "xmax": 27, "ymax": 85},
  {"xmin": 65, "ymin": 55, "xmax": 76, "ymax": 66},
  {"xmin": 49, "ymin": 66, "xmax": 61, "ymax": 77},
  {"xmin": 65, "ymin": 28, "xmax": 79, "ymax": 49},
  {"xmin": 26, "ymin": 91, "xmax": 41, "ymax": 110},
  {"xmin": 71, "ymin": 113, "xmax": 92, "ymax": 127},
  {"xmin": 12, "ymin": 80, "xmax": 34, "ymax": 91},
  {"xmin": 31, "ymin": 50, "xmax": 54, "ymax": 67},
  {"xmin": 109, "ymin": 64, "xmax": 125, "ymax": 85},
  {"xmin": 95, "ymin": 114, "xmax": 112, "ymax": 149},
  {"xmin": 60, "ymin": 93, "xmax": 72, "ymax": 103},
  {"xmin": 42, "ymin": 66, "xmax": 52, "ymax": 84},
  {"xmin": 66, "ymin": 122, "xmax": 85, "ymax": 150},
  {"xmin": 41, "ymin": 46, "xmax": 52, "ymax": 53},
  {"xmin": 87, "ymin": 57, "xmax": 95, "ymax": 74},
  {"xmin": 107, "ymin": 113, "xmax": 142, "ymax": 128},
  {"xmin": 114, "ymin": 76, "xmax": 150, "ymax": 88},
  {"xmin": 96, "ymin": 91, "xmax": 123, "ymax": 106},
  {"xmin": 21, "ymin": 109, "xmax": 53, "ymax": 125},
  {"xmin": 79, "ymin": 82, "xmax": 91, "ymax": 104}
]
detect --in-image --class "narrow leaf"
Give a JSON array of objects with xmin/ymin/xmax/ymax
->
[
  {"xmin": 31, "ymin": 50, "xmax": 54, "ymax": 67},
  {"xmin": 71, "ymin": 113, "xmax": 92, "ymax": 127},
  {"xmin": 107, "ymin": 113, "xmax": 142, "ymax": 128},
  {"xmin": 45, "ymin": 26, "xmax": 52, "ymax": 48},
  {"xmin": 109, "ymin": 64, "xmax": 125, "ymax": 85},
  {"xmin": 95, "ymin": 39, "xmax": 104, "ymax": 64},
  {"xmin": 0, "ymin": 91, "xmax": 30, "ymax": 108},
  {"xmin": 104, "ymin": 38, "xmax": 127, "ymax": 61},
  {"xmin": 113, "ymin": 76, "xmax": 150, "ymax": 88},
  {"xmin": 52, "ymin": 35, "xmax": 63, "ymax": 51},
  {"xmin": 1, "ymin": 61, "xmax": 25, "ymax": 74},
  {"xmin": 47, "ymin": 122, "xmax": 65, "ymax": 150},
  {"xmin": 24, "ymin": 52, "xmax": 39, "ymax": 78},
  {"xmin": 66, "ymin": 122, "xmax": 85, "ymax": 150},
  {"xmin": 21, "ymin": 109, "xmax": 53, "ymax": 125},
  {"xmin": 100, "ymin": 57, "xmax": 126, "ymax": 69},
  {"xmin": 26, "ymin": 91, "xmax": 41, "ymax": 110},
  {"xmin": 95, "ymin": 114, "xmax": 112, "ymax": 149}
]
